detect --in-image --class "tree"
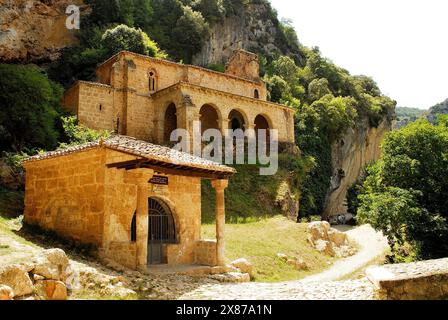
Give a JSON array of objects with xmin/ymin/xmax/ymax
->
[
  {"xmin": 308, "ymin": 78, "xmax": 331, "ymax": 101},
  {"xmin": 172, "ymin": 6, "xmax": 209, "ymax": 63},
  {"xmin": 354, "ymin": 120, "xmax": 448, "ymax": 260},
  {"xmin": 192, "ymin": 0, "xmax": 225, "ymax": 23},
  {"xmin": 0, "ymin": 64, "xmax": 62, "ymax": 152},
  {"xmin": 59, "ymin": 116, "xmax": 111, "ymax": 147},
  {"xmin": 102, "ymin": 24, "xmax": 164, "ymax": 57}
]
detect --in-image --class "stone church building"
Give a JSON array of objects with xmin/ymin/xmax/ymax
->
[
  {"xmin": 62, "ymin": 50, "xmax": 295, "ymax": 146},
  {"xmin": 23, "ymin": 136, "xmax": 235, "ymax": 270},
  {"xmin": 23, "ymin": 50, "xmax": 296, "ymax": 270}
]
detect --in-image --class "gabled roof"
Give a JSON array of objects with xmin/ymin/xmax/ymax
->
[{"xmin": 24, "ymin": 135, "xmax": 236, "ymax": 179}]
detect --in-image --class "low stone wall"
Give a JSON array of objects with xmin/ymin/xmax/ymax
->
[
  {"xmin": 194, "ymin": 240, "xmax": 217, "ymax": 266},
  {"xmin": 366, "ymin": 258, "xmax": 448, "ymax": 300}
]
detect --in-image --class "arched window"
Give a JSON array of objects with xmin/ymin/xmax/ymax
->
[
  {"xmin": 254, "ymin": 89, "xmax": 260, "ymax": 99},
  {"xmin": 163, "ymin": 103, "xmax": 177, "ymax": 144},
  {"xmin": 131, "ymin": 212, "xmax": 136, "ymax": 242},
  {"xmin": 148, "ymin": 70, "xmax": 157, "ymax": 92}
]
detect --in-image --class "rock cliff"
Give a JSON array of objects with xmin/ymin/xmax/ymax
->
[
  {"xmin": 323, "ymin": 118, "xmax": 392, "ymax": 218},
  {"xmin": 0, "ymin": 0, "xmax": 86, "ymax": 63},
  {"xmin": 192, "ymin": 2, "xmax": 303, "ymax": 66}
]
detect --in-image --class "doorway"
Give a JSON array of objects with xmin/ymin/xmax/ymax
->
[{"xmin": 147, "ymin": 198, "xmax": 176, "ymax": 265}]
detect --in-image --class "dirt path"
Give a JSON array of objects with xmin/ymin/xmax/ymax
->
[
  {"xmin": 1, "ymin": 221, "xmax": 389, "ymax": 300},
  {"xmin": 179, "ymin": 224, "xmax": 389, "ymax": 300},
  {"xmin": 301, "ymin": 224, "xmax": 389, "ymax": 282}
]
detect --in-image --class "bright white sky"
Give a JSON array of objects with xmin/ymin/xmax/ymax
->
[{"xmin": 270, "ymin": 0, "xmax": 448, "ymax": 109}]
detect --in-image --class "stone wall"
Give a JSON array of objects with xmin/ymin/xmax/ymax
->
[
  {"xmin": 24, "ymin": 146, "xmax": 209, "ymax": 268},
  {"xmin": 96, "ymin": 52, "xmax": 267, "ymax": 101},
  {"xmin": 194, "ymin": 240, "xmax": 218, "ymax": 266},
  {"xmin": 102, "ymin": 149, "xmax": 203, "ymax": 266},
  {"xmin": 366, "ymin": 258, "xmax": 448, "ymax": 300},
  {"xmin": 23, "ymin": 148, "xmax": 106, "ymax": 246}
]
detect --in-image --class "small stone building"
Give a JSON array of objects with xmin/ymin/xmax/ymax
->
[
  {"xmin": 62, "ymin": 49, "xmax": 296, "ymax": 147},
  {"xmin": 23, "ymin": 136, "xmax": 235, "ymax": 270}
]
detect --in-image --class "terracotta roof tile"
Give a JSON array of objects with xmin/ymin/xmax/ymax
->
[{"xmin": 24, "ymin": 135, "xmax": 236, "ymax": 175}]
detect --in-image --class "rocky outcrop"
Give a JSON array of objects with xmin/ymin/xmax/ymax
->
[
  {"xmin": 323, "ymin": 118, "xmax": 392, "ymax": 218},
  {"xmin": 308, "ymin": 221, "xmax": 357, "ymax": 258},
  {"xmin": 0, "ymin": 0, "xmax": 87, "ymax": 62},
  {"xmin": 275, "ymin": 181, "xmax": 300, "ymax": 221},
  {"xmin": 192, "ymin": 2, "xmax": 303, "ymax": 66}
]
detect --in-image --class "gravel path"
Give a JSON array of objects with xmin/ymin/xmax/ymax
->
[
  {"xmin": 1, "ymin": 221, "xmax": 389, "ymax": 300},
  {"xmin": 179, "ymin": 224, "xmax": 389, "ymax": 300},
  {"xmin": 301, "ymin": 224, "xmax": 389, "ymax": 282}
]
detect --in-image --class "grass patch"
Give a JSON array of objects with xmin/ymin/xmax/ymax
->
[
  {"xmin": 202, "ymin": 216, "xmax": 337, "ymax": 282},
  {"xmin": 201, "ymin": 153, "xmax": 312, "ymax": 224}
]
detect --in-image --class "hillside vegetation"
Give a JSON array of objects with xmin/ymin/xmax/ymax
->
[{"xmin": 0, "ymin": 0, "xmax": 395, "ymax": 221}]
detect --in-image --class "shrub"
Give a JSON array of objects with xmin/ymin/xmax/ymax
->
[
  {"xmin": 356, "ymin": 120, "xmax": 448, "ymax": 260},
  {"xmin": 0, "ymin": 64, "xmax": 62, "ymax": 152},
  {"xmin": 102, "ymin": 24, "xmax": 164, "ymax": 57}
]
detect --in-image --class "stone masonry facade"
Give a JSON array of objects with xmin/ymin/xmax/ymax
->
[
  {"xmin": 62, "ymin": 50, "xmax": 296, "ymax": 147},
  {"xmin": 23, "ymin": 136, "xmax": 235, "ymax": 270}
]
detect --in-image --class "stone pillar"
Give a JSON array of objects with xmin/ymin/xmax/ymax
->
[
  {"xmin": 220, "ymin": 119, "xmax": 230, "ymax": 138},
  {"xmin": 212, "ymin": 179, "xmax": 229, "ymax": 266},
  {"xmin": 125, "ymin": 169, "xmax": 154, "ymax": 270}
]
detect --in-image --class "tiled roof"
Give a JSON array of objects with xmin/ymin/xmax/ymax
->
[{"xmin": 24, "ymin": 135, "xmax": 236, "ymax": 175}]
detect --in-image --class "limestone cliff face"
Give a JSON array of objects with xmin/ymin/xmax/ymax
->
[
  {"xmin": 192, "ymin": 2, "xmax": 302, "ymax": 66},
  {"xmin": 0, "ymin": 0, "xmax": 86, "ymax": 62},
  {"xmin": 323, "ymin": 118, "xmax": 392, "ymax": 218}
]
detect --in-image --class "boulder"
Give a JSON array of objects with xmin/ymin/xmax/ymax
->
[
  {"xmin": 35, "ymin": 280, "xmax": 67, "ymax": 300},
  {"xmin": 210, "ymin": 272, "xmax": 251, "ymax": 283},
  {"xmin": 0, "ymin": 265, "xmax": 33, "ymax": 297},
  {"xmin": 328, "ymin": 229, "xmax": 348, "ymax": 246},
  {"xmin": 308, "ymin": 221, "xmax": 331, "ymax": 243},
  {"xmin": 230, "ymin": 258, "xmax": 253, "ymax": 277},
  {"xmin": 0, "ymin": 285, "xmax": 14, "ymax": 300},
  {"xmin": 314, "ymin": 239, "xmax": 335, "ymax": 257},
  {"xmin": 33, "ymin": 248, "xmax": 70, "ymax": 281}
]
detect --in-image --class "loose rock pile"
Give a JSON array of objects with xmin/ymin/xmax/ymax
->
[
  {"xmin": 0, "ymin": 248, "xmax": 72, "ymax": 300},
  {"xmin": 308, "ymin": 221, "xmax": 357, "ymax": 258}
]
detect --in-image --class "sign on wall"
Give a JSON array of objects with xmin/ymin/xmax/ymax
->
[{"xmin": 149, "ymin": 175, "xmax": 169, "ymax": 185}]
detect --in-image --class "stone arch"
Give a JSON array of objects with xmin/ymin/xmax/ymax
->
[
  {"xmin": 254, "ymin": 114, "xmax": 272, "ymax": 142},
  {"xmin": 163, "ymin": 103, "xmax": 177, "ymax": 143},
  {"xmin": 254, "ymin": 89, "xmax": 260, "ymax": 99},
  {"xmin": 254, "ymin": 114, "xmax": 271, "ymax": 131},
  {"xmin": 199, "ymin": 104, "xmax": 221, "ymax": 134},
  {"xmin": 148, "ymin": 195, "xmax": 180, "ymax": 244},
  {"xmin": 228, "ymin": 109, "xmax": 248, "ymax": 131},
  {"xmin": 148, "ymin": 68, "xmax": 158, "ymax": 92}
]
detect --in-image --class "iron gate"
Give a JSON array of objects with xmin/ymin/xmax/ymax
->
[{"xmin": 147, "ymin": 198, "xmax": 176, "ymax": 265}]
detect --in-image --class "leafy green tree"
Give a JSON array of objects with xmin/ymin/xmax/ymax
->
[
  {"xmin": 308, "ymin": 78, "xmax": 331, "ymax": 101},
  {"xmin": 172, "ymin": 6, "xmax": 209, "ymax": 63},
  {"xmin": 308, "ymin": 94, "xmax": 357, "ymax": 140},
  {"xmin": 102, "ymin": 24, "xmax": 164, "ymax": 57},
  {"xmin": 354, "ymin": 120, "xmax": 448, "ymax": 260},
  {"xmin": 192, "ymin": 0, "xmax": 225, "ymax": 23},
  {"xmin": 0, "ymin": 64, "xmax": 62, "ymax": 152},
  {"xmin": 59, "ymin": 116, "xmax": 111, "ymax": 148}
]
